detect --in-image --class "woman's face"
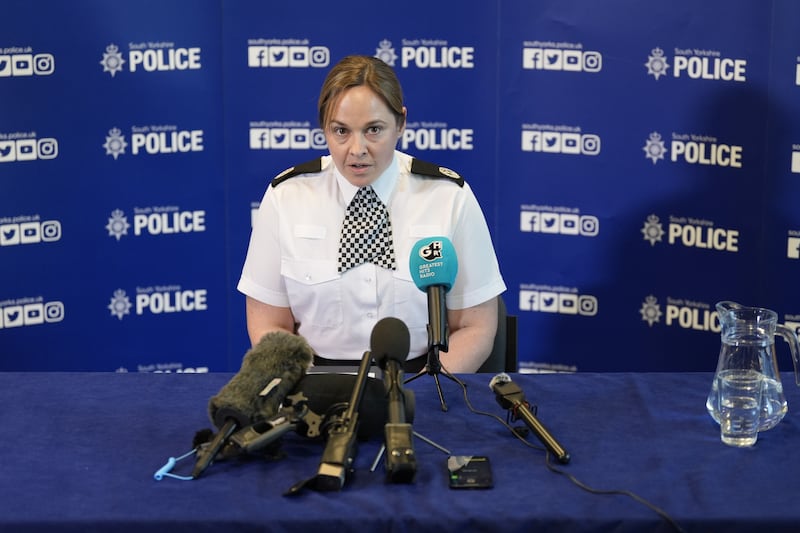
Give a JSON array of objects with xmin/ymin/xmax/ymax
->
[{"xmin": 324, "ymin": 85, "xmax": 405, "ymax": 187}]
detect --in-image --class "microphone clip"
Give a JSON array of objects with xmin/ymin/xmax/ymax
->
[
  {"xmin": 492, "ymin": 380, "xmax": 528, "ymax": 411},
  {"xmin": 509, "ymin": 399, "xmax": 536, "ymax": 421}
]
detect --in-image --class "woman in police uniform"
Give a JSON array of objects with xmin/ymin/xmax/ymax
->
[{"xmin": 238, "ymin": 55, "xmax": 505, "ymax": 373}]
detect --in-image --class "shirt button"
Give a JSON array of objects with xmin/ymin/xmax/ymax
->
[{"xmin": 366, "ymin": 312, "xmax": 375, "ymax": 318}]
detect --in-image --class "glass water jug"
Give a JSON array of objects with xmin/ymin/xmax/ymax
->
[{"xmin": 706, "ymin": 301, "xmax": 800, "ymax": 431}]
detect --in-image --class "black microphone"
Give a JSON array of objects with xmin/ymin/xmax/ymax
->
[
  {"xmin": 312, "ymin": 345, "xmax": 375, "ymax": 491},
  {"xmin": 372, "ymin": 317, "xmax": 416, "ymax": 483},
  {"xmin": 489, "ymin": 373, "xmax": 570, "ymax": 464},
  {"xmin": 409, "ymin": 237, "xmax": 458, "ymax": 357},
  {"xmin": 193, "ymin": 331, "xmax": 314, "ymax": 478},
  {"xmin": 228, "ymin": 407, "xmax": 304, "ymax": 455}
]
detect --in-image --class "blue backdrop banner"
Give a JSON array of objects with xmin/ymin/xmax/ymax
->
[{"xmin": 1, "ymin": 0, "xmax": 798, "ymax": 374}]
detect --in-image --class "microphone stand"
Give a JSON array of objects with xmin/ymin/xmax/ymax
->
[
  {"xmin": 370, "ymin": 429, "xmax": 452, "ymax": 472},
  {"xmin": 405, "ymin": 286, "xmax": 463, "ymax": 411},
  {"xmin": 405, "ymin": 346, "xmax": 463, "ymax": 412}
]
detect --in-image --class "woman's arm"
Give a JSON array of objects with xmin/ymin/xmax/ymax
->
[
  {"xmin": 244, "ymin": 296, "xmax": 297, "ymax": 346},
  {"xmin": 438, "ymin": 297, "xmax": 498, "ymax": 373}
]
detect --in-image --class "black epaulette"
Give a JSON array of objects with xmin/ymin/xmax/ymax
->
[
  {"xmin": 271, "ymin": 158, "xmax": 324, "ymax": 187},
  {"xmin": 410, "ymin": 158, "xmax": 465, "ymax": 187}
]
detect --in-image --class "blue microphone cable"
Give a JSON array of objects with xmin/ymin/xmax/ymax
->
[{"xmin": 153, "ymin": 448, "xmax": 197, "ymax": 481}]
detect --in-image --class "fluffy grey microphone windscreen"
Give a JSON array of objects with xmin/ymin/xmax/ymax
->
[{"xmin": 208, "ymin": 331, "xmax": 314, "ymax": 428}]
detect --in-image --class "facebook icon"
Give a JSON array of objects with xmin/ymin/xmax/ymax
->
[
  {"xmin": 521, "ymin": 131, "xmax": 541, "ymax": 152},
  {"xmin": 788, "ymin": 237, "xmax": 800, "ymax": 259},
  {"xmin": 522, "ymin": 48, "xmax": 543, "ymax": 69},
  {"xmin": 249, "ymin": 128, "xmax": 269, "ymax": 149},
  {"xmin": 247, "ymin": 46, "xmax": 269, "ymax": 67}
]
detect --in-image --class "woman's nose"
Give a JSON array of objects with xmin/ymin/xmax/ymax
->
[{"xmin": 349, "ymin": 133, "xmax": 367, "ymax": 156}]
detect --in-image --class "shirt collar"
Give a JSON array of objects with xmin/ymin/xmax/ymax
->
[{"xmin": 336, "ymin": 152, "xmax": 398, "ymax": 206}]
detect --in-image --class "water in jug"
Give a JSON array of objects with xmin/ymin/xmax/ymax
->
[{"xmin": 706, "ymin": 301, "xmax": 800, "ymax": 431}]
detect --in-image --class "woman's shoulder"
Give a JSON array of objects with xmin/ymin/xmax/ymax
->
[
  {"xmin": 271, "ymin": 155, "xmax": 332, "ymax": 187},
  {"xmin": 401, "ymin": 152, "xmax": 464, "ymax": 188}
]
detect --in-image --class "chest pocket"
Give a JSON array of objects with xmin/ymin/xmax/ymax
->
[{"xmin": 281, "ymin": 258, "xmax": 343, "ymax": 328}]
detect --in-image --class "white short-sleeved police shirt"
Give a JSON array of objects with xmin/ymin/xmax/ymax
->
[{"xmin": 238, "ymin": 151, "xmax": 506, "ymax": 361}]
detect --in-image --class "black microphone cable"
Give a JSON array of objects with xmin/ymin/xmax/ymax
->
[{"xmin": 444, "ymin": 375, "xmax": 686, "ymax": 533}]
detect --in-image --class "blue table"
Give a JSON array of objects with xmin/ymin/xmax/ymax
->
[{"xmin": 0, "ymin": 371, "xmax": 797, "ymax": 532}]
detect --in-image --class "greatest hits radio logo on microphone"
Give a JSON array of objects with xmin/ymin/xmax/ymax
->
[{"xmin": 417, "ymin": 239, "xmax": 443, "ymax": 261}]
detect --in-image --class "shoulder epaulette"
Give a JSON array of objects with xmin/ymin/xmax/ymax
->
[
  {"xmin": 410, "ymin": 158, "xmax": 465, "ymax": 187},
  {"xmin": 271, "ymin": 158, "xmax": 324, "ymax": 187}
]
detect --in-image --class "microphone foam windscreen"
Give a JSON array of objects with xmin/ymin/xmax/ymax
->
[
  {"xmin": 408, "ymin": 236, "xmax": 458, "ymax": 292},
  {"xmin": 489, "ymin": 372, "xmax": 511, "ymax": 391},
  {"xmin": 370, "ymin": 317, "xmax": 411, "ymax": 367},
  {"xmin": 208, "ymin": 331, "xmax": 314, "ymax": 428}
]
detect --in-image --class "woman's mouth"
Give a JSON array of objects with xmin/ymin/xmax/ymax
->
[{"xmin": 349, "ymin": 162, "xmax": 372, "ymax": 173}]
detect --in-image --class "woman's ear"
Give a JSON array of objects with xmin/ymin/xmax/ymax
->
[{"xmin": 398, "ymin": 106, "xmax": 408, "ymax": 134}]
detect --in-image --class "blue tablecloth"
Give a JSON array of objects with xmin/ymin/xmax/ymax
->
[{"xmin": 0, "ymin": 371, "xmax": 797, "ymax": 532}]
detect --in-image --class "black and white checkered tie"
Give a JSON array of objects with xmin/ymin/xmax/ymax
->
[{"xmin": 337, "ymin": 186, "xmax": 396, "ymax": 273}]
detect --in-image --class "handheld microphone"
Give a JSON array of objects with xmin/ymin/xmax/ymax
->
[
  {"xmin": 228, "ymin": 405, "xmax": 304, "ymax": 455},
  {"xmin": 193, "ymin": 331, "xmax": 313, "ymax": 478},
  {"xmin": 312, "ymin": 347, "xmax": 375, "ymax": 491},
  {"xmin": 489, "ymin": 373, "xmax": 570, "ymax": 464},
  {"xmin": 408, "ymin": 236, "xmax": 458, "ymax": 358},
  {"xmin": 372, "ymin": 317, "xmax": 416, "ymax": 483}
]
